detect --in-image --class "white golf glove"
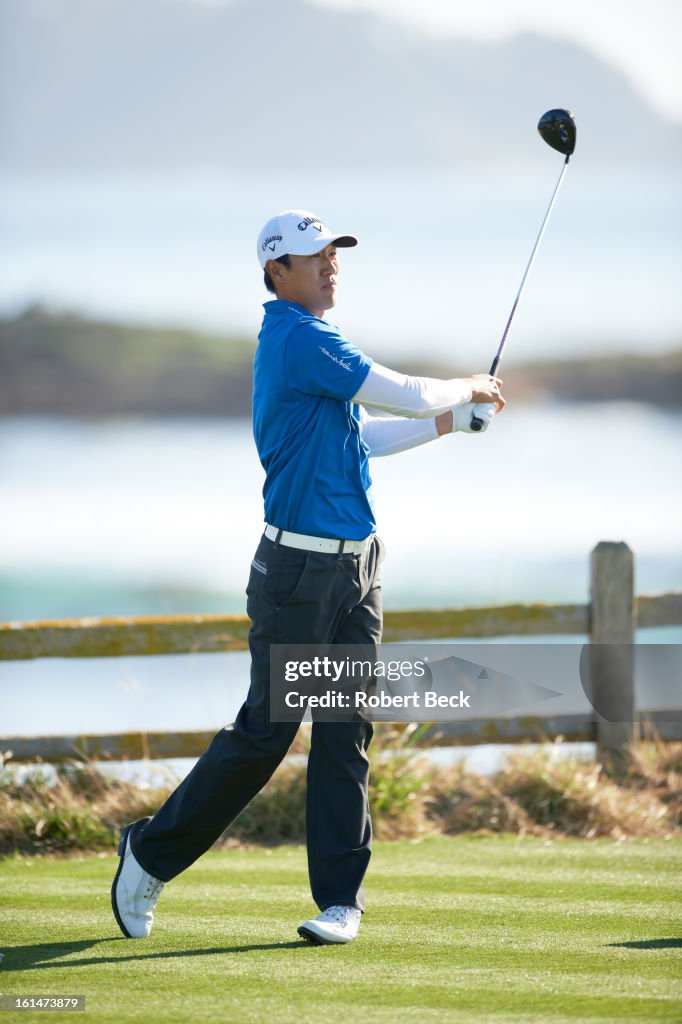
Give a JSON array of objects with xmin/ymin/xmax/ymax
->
[{"xmin": 452, "ymin": 402, "xmax": 496, "ymax": 434}]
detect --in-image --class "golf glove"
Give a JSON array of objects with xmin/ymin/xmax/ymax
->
[{"xmin": 452, "ymin": 402, "xmax": 496, "ymax": 434}]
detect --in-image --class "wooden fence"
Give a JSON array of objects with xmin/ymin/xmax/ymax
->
[{"xmin": 1, "ymin": 542, "xmax": 680, "ymax": 774}]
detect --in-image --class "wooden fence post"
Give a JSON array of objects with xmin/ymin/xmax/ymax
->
[{"xmin": 590, "ymin": 542, "xmax": 635, "ymax": 775}]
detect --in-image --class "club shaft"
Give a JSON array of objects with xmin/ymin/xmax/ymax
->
[
  {"xmin": 470, "ymin": 152, "xmax": 571, "ymax": 432},
  {"xmin": 489, "ymin": 154, "xmax": 570, "ymax": 374}
]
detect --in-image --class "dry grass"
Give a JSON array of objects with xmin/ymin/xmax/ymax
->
[
  {"xmin": 0, "ymin": 756, "xmax": 168, "ymax": 855},
  {"xmin": 1, "ymin": 733, "xmax": 680, "ymax": 855},
  {"xmin": 429, "ymin": 743, "xmax": 675, "ymax": 840}
]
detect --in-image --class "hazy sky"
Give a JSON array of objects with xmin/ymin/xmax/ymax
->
[{"xmin": 308, "ymin": 0, "xmax": 682, "ymax": 120}]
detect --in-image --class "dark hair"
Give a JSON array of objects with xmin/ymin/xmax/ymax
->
[{"xmin": 264, "ymin": 254, "xmax": 291, "ymax": 294}]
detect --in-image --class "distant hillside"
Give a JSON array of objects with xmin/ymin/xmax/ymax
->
[
  {"xmin": 0, "ymin": 308, "xmax": 256, "ymax": 418},
  {"xmin": 1, "ymin": 308, "xmax": 680, "ymax": 417},
  {"xmin": 1, "ymin": 0, "xmax": 679, "ymax": 172}
]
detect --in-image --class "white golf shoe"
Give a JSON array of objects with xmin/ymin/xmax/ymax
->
[
  {"xmin": 297, "ymin": 905, "xmax": 362, "ymax": 945},
  {"xmin": 111, "ymin": 822, "xmax": 165, "ymax": 938}
]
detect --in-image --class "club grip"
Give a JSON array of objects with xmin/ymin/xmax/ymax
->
[{"xmin": 471, "ymin": 356, "xmax": 500, "ymax": 431}]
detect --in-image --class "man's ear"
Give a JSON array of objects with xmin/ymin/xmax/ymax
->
[{"xmin": 265, "ymin": 259, "xmax": 287, "ymax": 284}]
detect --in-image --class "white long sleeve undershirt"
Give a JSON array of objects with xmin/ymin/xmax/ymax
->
[
  {"xmin": 353, "ymin": 362, "xmax": 472, "ymax": 418},
  {"xmin": 358, "ymin": 407, "xmax": 440, "ymax": 457}
]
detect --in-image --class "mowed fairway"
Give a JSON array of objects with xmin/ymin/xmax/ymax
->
[{"xmin": 1, "ymin": 836, "xmax": 680, "ymax": 1024}]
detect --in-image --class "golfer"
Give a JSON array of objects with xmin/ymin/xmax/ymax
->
[{"xmin": 112, "ymin": 209, "xmax": 504, "ymax": 945}]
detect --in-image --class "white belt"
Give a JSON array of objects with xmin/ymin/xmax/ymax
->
[{"xmin": 264, "ymin": 523, "xmax": 373, "ymax": 555}]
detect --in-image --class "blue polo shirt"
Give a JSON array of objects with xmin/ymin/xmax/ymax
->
[{"xmin": 253, "ymin": 300, "xmax": 374, "ymax": 539}]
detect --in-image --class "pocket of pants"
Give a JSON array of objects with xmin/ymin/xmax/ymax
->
[
  {"xmin": 270, "ymin": 550, "xmax": 312, "ymax": 607},
  {"xmin": 248, "ymin": 545, "xmax": 312, "ymax": 609}
]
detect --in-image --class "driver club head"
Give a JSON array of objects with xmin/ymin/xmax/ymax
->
[{"xmin": 537, "ymin": 109, "xmax": 576, "ymax": 156}]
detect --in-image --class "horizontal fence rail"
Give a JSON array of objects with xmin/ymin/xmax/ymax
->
[
  {"xmin": 1, "ymin": 543, "xmax": 681, "ymax": 774},
  {"xmin": 1, "ymin": 593, "xmax": 681, "ymax": 662},
  {"xmin": 1, "ymin": 714, "xmax": 680, "ymax": 767}
]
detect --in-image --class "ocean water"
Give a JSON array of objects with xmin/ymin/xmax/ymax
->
[
  {"xmin": 9, "ymin": 744, "xmax": 600, "ymax": 788},
  {"xmin": 1, "ymin": 409, "xmax": 680, "ymax": 620},
  {"xmin": 1, "ymin": 168, "xmax": 680, "ymax": 364},
  {"xmin": 0, "ymin": 410, "xmax": 680, "ymax": 744}
]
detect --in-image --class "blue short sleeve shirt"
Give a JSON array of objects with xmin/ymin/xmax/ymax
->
[{"xmin": 252, "ymin": 300, "xmax": 375, "ymax": 539}]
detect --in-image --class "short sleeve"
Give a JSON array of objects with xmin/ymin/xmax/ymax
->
[{"xmin": 284, "ymin": 320, "xmax": 372, "ymax": 401}]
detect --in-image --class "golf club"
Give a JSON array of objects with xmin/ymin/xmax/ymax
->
[{"xmin": 470, "ymin": 108, "xmax": 577, "ymax": 430}]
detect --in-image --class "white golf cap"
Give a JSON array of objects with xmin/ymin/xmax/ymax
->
[{"xmin": 257, "ymin": 209, "xmax": 358, "ymax": 269}]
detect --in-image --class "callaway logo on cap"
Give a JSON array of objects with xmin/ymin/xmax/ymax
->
[{"xmin": 257, "ymin": 209, "xmax": 358, "ymax": 268}]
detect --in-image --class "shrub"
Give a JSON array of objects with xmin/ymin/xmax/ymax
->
[{"xmin": 1, "ymin": 737, "xmax": 679, "ymax": 855}]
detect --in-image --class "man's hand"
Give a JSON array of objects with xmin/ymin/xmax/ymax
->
[
  {"xmin": 467, "ymin": 373, "xmax": 505, "ymax": 413},
  {"xmin": 452, "ymin": 402, "xmax": 497, "ymax": 434}
]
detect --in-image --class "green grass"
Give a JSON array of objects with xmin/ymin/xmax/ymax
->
[{"xmin": 1, "ymin": 837, "xmax": 681, "ymax": 1023}]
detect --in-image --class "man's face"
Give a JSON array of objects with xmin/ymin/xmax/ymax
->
[{"xmin": 266, "ymin": 244, "xmax": 339, "ymax": 318}]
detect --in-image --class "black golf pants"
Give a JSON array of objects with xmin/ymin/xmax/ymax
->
[{"xmin": 131, "ymin": 531, "xmax": 384, "ymax": 912}]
